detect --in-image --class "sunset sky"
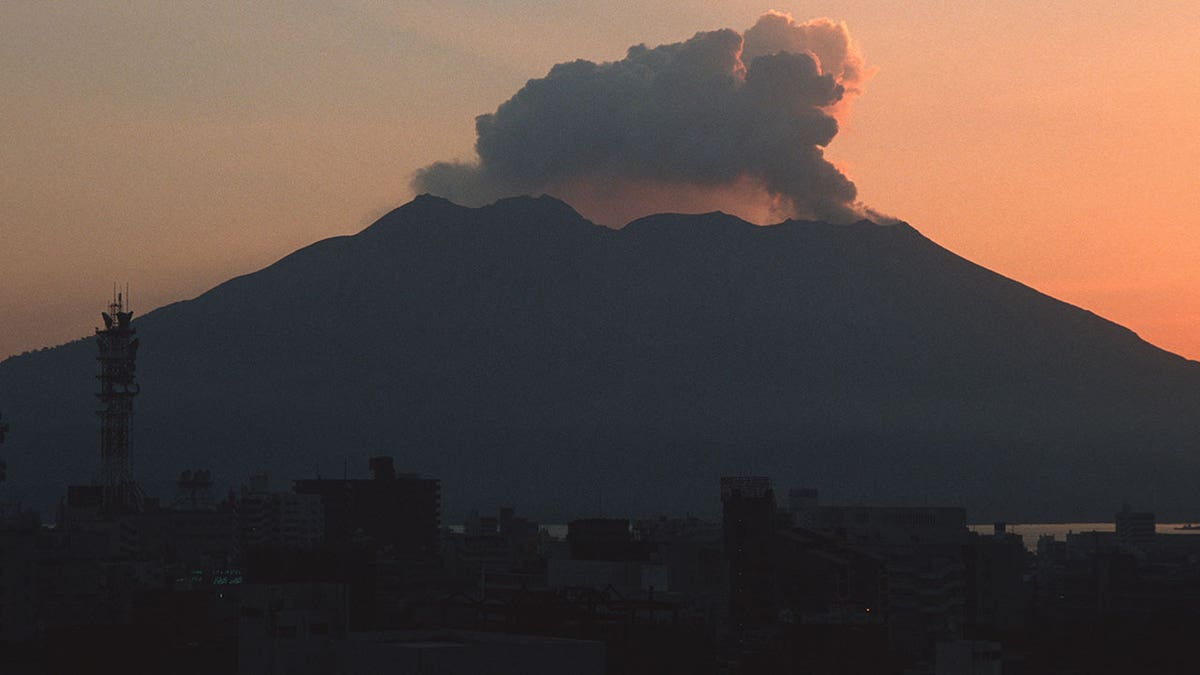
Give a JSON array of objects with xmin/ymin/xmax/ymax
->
[{"xmin": 3, "ymin": 1, "xmax": 1198, "ymax": 360}]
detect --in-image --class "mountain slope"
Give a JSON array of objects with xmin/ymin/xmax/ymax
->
[{"xmin": 3, "ymin": 195, "xmax": 1199, "ymax": 521}]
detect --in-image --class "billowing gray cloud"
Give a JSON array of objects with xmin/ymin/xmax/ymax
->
[{"xmin": 413, "ymin": 12, "xmax": 874, "ymax": 225}]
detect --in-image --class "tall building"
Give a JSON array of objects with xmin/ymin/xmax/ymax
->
[
  {"xmin": 290, "ymin": 458, "xmax": 440, "ymax": 629},
  {"xmin": 236, "ymin": 475, "xmax": 325, "ymax": 552},
  {"xmin": 173, "ymin": 469, "xmax": 215, "ymax": 511},
  {"xmin": 721, "ymin": 476, "xmax": 777, "ymax": 631},
  {"xmin": 292, "ymin": 457, "xmax": 440, "ymax": 554},
  {"xmin": 965, "ymin": 524, "xmax": 1030, "ymax": 632},
  {"xmin": 1115, "ymin": 503, "xmax": 1155, "ymax": 551},
  {"xmin": 801, "ymin": 504, "xmax": 968, "ymax": 656}
]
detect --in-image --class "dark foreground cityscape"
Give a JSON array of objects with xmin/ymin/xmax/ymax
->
[{"xmin": 3, "ymin": 300, "xmax": 1200, "ymax": 675}]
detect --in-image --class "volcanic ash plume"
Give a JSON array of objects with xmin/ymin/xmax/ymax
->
[{"xmin": 413, "ymin": 12, "xmax": 874, "ymax": 226}]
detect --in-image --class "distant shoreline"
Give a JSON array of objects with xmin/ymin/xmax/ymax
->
[{"xmin": 968, "ymin": 522, "xmax": 1200, "ymax": 552}]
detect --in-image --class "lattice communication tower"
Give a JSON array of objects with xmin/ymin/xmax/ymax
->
[{"xmin": 96, "ymin": 288, "xmax": 141, "ymax": 512}]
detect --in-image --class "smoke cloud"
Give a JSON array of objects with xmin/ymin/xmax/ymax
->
[{"xmin": 413, "ymin": 12, "xmax": 875, "ymax": 226}]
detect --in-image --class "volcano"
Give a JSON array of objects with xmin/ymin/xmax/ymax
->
[{"xmin": 3, "ymin": 195, "xmax": 1199, "ymax": 521}]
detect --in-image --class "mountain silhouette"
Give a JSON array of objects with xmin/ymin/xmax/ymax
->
[{"xmin": 3, "ymin": 195, "xmax": 1199, "ymax": 521}]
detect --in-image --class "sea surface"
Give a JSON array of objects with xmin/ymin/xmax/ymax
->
[
  {"xmin": 457, "ymin": 522, "xmax": 1200, "ymax": 553},
  {"xmin": 967, "ymin": 522, "xmax": 1200, "ymax": 552}
]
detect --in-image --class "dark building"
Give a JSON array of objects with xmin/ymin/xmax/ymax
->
[
  {"xmin": 0, "ymin": 520, "xmax": 39, "ymax": 644},
  {"xmin": 238, "ymin": 578, "xmax": 603, "ymax": 675},
  {"xmin": 235, "ymin": 474, "xmax": 324, "ymax": 553},
  {"xmin": 293, "ymin": 456, "xmax": 440, "ymax": 555},
  {"xmin": 633, "ymin": 516, "xmax": 724, "ymax": 600},
  {"xmin": 567, "ymin": 518, "xmax": 639, "ymax": 561},
  {"xmin": 444, "ymin": 506, "xmax": 541, "ymax": 596},
  {"xmin": 548, "ymin": 519, "xmax": 666, "ymax": 595},
  {"xmin": 773, "ymin": 527, "xmax": 887, "ymax": 626},
  {"xmin": 721, "ymin": 476, "xmax": 777, "ymax": 632},
  {"xmin": 965, "ymin": 524, "xmax": 1031, "ymax": 634},
  {"xmin": 790, "ymin": 495, "xmax": 969, "ymax": 660},
  {"xmin": 1115, "ymin": 503, "xmax": 1155, "ymax": 551},
  {"xmin": 720, "ymin": 479, "xmax": 893, "ymax": 673},
  {"xmin": 289, "ymin": 457, "xmax": 441, "ymax": 629}
]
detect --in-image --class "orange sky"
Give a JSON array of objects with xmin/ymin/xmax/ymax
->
[{"xmin": 2, "ymin": 2, "xmax": 1198, "ymax": 360}]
